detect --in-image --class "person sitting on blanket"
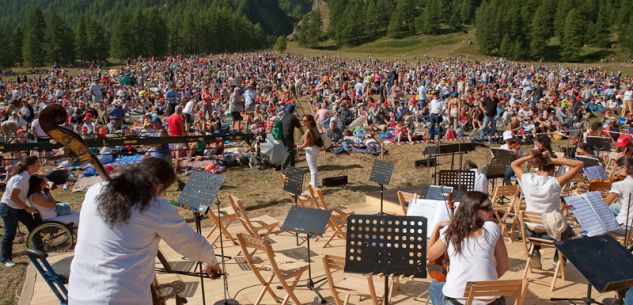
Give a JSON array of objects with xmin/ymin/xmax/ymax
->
[{"xmin": 28, "ymin": 174, "xmax": 79, "ymax": 226}]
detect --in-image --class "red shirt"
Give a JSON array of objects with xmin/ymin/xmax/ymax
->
[{"xmin": 166, "ymin": 114, "xmax": 184, "ymax": 136}]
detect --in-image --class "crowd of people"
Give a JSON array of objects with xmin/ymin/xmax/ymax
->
[{"xmin": 2, "ymin": 52, "xmax": 633, "ymax": 304}]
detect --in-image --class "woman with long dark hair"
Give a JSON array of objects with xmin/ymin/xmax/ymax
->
[
  {"xmin": 427, "ymin": 191, "xmax": 509, "ymax": 305},
  {"xmin": 0, "ymin": 156, "xmax": 40, "ymax": 268},
  {"xmin": 27, "ymin": 174, "xmax": 79, "ymax": 225},
  {"xmin": 298, "ymin": 114, "xmax": 321, "ymax": 187},
  {"xmin": 68, "ymin": 157, "xmax": 221, "ymax": 304}
]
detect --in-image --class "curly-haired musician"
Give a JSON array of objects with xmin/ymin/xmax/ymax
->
[{"xmin": 68, "ymin": 158, "xmax": 221, "ymax": 304}]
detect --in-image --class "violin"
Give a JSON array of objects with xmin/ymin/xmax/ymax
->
[
  {"xmin": 427, "ymin": 192, "xmax": 455, "ymax": 282},
  {"xmin": 588, "ymin": 175, "xmax": 625, "ymax": 191}
]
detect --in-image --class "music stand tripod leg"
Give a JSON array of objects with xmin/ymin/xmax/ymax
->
[
  {"xmin": 214, "ymin": 201, "xmax": 240, "ymax": 305},
  {"xmin": 305, "ymin": 234, "xmax": 326, "ymax": 304},
  {"xmin": 194, "ymin": 212, "xmax": 207, "ymax": 305},
  {"xmin": 384, "ymin": 274, "xmax": 390, "ymax": 305}
]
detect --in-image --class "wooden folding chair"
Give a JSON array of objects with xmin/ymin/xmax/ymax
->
[
  {"xmin": 518, "ymin": 211, "xmax": 565, "ymax": 291},
  {"xmin": 308, "ymin": 185, "xmax": 354, "ymax": 247},
  {"xmin": 463, "ymin": 279, "xmax": 529, "ymax": 305},
  {"xmin": 279, "ymin": 173, "xmax": 313, "ymax": 207},
  {"xmin": 397, "ymin": 191, "xmax": 419, "ymax": 215},
  {"xmin": 490, "ymin": 185, "xmax": 520, "ymax": 242},
  {"xmin": 205, "ymin": 208, "xmax": 239, "ymax": 246},
  {"xmin": 228, "ymin": 194, "xmax": 279, "ymax": 241},
  {"xmin": 237, "ymin": 233, "xmax": 309, "ymax": 305},
  {"xmin": 322, "ymin": 255, "xmax": 390, "ymax": 305},
  {"xmin": 610, "ymin": 228, "xmax": 633, "ymax": 247}
]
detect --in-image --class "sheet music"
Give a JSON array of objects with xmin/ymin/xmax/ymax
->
[
  {"xmin": 565, "ymin": 191, "xmax": 619, "ymax": 236},
  {"xmin": 407, "ymin": 199, "xmax": 450, "ymax": 238},
  {"xmin": 425, "ymin": 185, "xmax": 453, "ymax": 201},
  {"xmin": 583, "ymin": 165, "xmax": 607, "ymax": 181}
]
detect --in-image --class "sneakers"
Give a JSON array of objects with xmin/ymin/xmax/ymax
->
[
  {"xmin": 3, "ymin": 260, "xmax": 15, "ymax": 268},
  {"xmin": 530, "ymin": 251, "xmax": 542, "ymax": 269}
]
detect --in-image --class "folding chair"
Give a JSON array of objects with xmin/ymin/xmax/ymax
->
[
  {"xmin": 205, "ymin": 208, "xmax": 239, "ymax": 246},
  {"xmin": 228, "ymin": 194, "xmax": 279, "ymax": 241},
  {"xmin": 308, "ymin": 185, "xmax": 354, "ymax": 247},
  {"xmin": 237, "ymin": 233, "xmax": 309, "ymax": 305},
  {"xmin": 463, "ymin": 279, "xmax": 529, "ymax": 305},
  {"xmin": 518, "ymin": 211, "xmax": 566, "ymax": 291},
  {"xmin": 279, "ymin": 173, "xmax": 313, "ymax": 207},
  {"xmin": 490, "ymin": 185, "xmax": 520, "ymax": 242},
  {"xmin": 322, "ymin": 255, "xmax": 389, "ymax": 305},
  {"xmin": 397, "ymin": 191, "xmax": 419, "ymax": 215}
]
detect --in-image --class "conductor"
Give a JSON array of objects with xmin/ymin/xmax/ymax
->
[{"xmin": 280, "ymin": 104, "xmax": 303, "ymax": 170}]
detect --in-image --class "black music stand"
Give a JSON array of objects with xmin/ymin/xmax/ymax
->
[
  {"xmin": 437, "ymin": 170, "xmax": 476, "ymax": 192},
  {"xmin": 487, "ymin": 149, "xmax": 516, "ymax": 185},
  {"xmin": 281, "ymin": 206, "xmax": 332, "ymax": 304},
  {"xmin": 284, "ymin": 166, "xmax": 306, "ymax": 204},
  {"xmin": 424, "ymin": 143, "xmax": 475, "ymax": 181},
  {"xmin": 577, "ymin": 156, "xmax": 602, "ymax": 168},
  {"xmin": 345, "ymin": 214, "xmax": 428, "ymax": 305},
  {"xmin": 551, "ymin": 235, "xmax": 633, "ymax": 305},
  {"xmin": 369, "ymin": 160, "xmax": 395, "ymax": 214},
  {"xmin": 177, "ymin": 171, "xmax": 229, "ymax": 305}
]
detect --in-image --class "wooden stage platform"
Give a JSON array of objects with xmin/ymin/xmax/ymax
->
[{"xmin": 21, "ymin": 200, "xmax": 625, "ymax": 305}]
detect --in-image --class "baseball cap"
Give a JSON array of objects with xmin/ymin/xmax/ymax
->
[
  {"xmin": 617, "ymin": 135, "xmax": 630, "ymax": 148},
  {"xmin": 502, "ymin": 130, "xmax": 513, "ymax": 141},
  {"xmin": 150, "ymin": 117, "xmax": 161, "ymax": 124}
]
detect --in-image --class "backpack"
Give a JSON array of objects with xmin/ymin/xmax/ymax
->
[{"xmin": 272, "ymin": 120, "xmax": 282, "ymax": 140}]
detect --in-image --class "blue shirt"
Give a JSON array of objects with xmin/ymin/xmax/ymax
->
[{"xmin": 166, "ymin": 90, "xmax": 179, "ymax": 105}]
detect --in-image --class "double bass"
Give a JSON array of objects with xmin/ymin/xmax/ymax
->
[
  {"xmin": 39, "ymin": 104, "xmax": 189, "ymax": 305},
  {"xmin": 427, "ymin": 192, "xmax": 455, "ymax": 282}
]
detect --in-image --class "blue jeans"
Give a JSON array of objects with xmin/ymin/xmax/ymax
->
[
  {"xmin": 429, "ymin": 114, "xmax": 442, "ymax": 141},
  {"xmin": 480, "ymin": 115, "xmax": 497, "ymax": 139},
  {"xmin": 429, "ymin": 280, "xmax": 445, "ymax": 305},
  {"xmin": 0, "ymin": 203, "xmax": 39, "ymax": 262}
]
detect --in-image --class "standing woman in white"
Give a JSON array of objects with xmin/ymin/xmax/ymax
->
[
  {"xmin": 68, "ymin": 158, "xmax": 221, "ymax": 305},
  {"xmin": 298, "ymin": 115, "xmax": 321, "ymax": 187}
]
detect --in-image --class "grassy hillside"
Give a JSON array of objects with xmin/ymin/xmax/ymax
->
[{"xmin": 287, "ymin": 29, "xmax": 633, "ymax": 75}]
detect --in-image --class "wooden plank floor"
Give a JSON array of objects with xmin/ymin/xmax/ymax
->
[{"xmin": 25, "ymin": 201, "xmax": 619, "ymax": 305}]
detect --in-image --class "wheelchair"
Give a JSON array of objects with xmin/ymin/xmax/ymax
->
[{"xmin": 26, "ymin": 213, "xmax": 76, "ymax": 253}]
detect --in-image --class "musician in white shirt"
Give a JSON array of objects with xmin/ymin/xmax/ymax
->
[
  {"xmin": 68, "ymin": 158, "xmax": 221, "ymax": 305},
  {"xmin": 465, "ymin": 161, "xmax": 489, "ymax": 194}
]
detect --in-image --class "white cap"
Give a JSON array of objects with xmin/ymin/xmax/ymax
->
[{"xmin": 502, "ymin": 130, "xmax": 513, "ymax": 141}]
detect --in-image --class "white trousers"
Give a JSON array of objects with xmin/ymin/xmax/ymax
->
[{"xmin": 305, "ymin": 146, "xmax": 319, "ymax": 187}]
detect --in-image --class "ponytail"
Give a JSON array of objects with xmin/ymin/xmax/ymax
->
[{"xmin": 17, "ymin": 156, "xmax": 39, "ymax": 174}]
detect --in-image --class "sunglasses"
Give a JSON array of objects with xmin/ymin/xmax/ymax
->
[{"xmin": 479, "ymin": 204, "xmax": 494, "ymax": 212}]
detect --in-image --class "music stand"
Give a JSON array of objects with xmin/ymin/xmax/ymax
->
[
  {"xmin": 437, "ymin": 170, "xmax": 476, "ymax": 192},
  {"xmin": 281, "ymin": 206, "xmax": 333, "ymax": 304},
  {"xmin": 369, "ymin": 160, "xmax": 395, "ymax": 214},
  {"xmin": 424, "ymin": 143, "xmax": 476, "ymax": 180},
  {"xmin": 586, "ymin": 136, "xmax": 612, "ymax": 160},
  {"xmin": 577, "ymin": 156, "xmax": 602, "ymax": 168},
  {"xmin": 284, "ymin": 166, "xmax": 306, "ymax": 204},
  {"xmin": 345, "ymin": 214, "xmax": 427, "ymax": 305},
  {"xmin": 551, "ymin": 235, "xmax": 633, "ymax": 305},
  {"xmin": 177, "ymin": 171, "xmax": 230, "ymax": 305}
]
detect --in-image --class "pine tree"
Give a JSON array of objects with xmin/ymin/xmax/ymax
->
[
  {"xmin": 0, "ymin": 24, "xmax": 14, "ymax": 69},
  {"xmin": 499, "ymin": 34, "xmax": 512, "ymax": 57},
  {"xmin": 13, "ymin": 27, "xmax": 23, "ymax": 66},
  {"xmin": 22, "ymin": 8, "xmax": 48, "ymax": 67},
  {"xmin": 146, "ymin": 8, "xmax": 168, "ymax": 57},
  {"xmin": 182, "ymin": 11, "xmax": 200, "ymax": 54},
  {"xmin": 309, "ymin": 10, "xmax": 322, "ymax": 45},
  {"xmin": 87, "ymin": 19, "xmax": 109, "ymax": 63},
  {"xmin": 620, "ymin": 15, "xmax": 633, "ymax": 55},
  {"xmin": 111, "ymin": 12, "xmax": 134, "ymax": 60},
  {"xmin": 76, "ymin": 17, "xmax": 89, "ymax": 62},
  {"xmin": 274, "ymin": 36, "xmax": 287, "ymax": 51},
  {"xmin": 561, "ymin": 9, "xmax": 585, "ymax": 61},
  {"xmin": 590, "ymin": 6, "xmax": 611, "ymax": 48},
  {"xmin": 418, "ymin": 0, "xmax": 442, "ymax": 35},
  {"xmin": 47, "ymin": 13, "xmax": 75, "ymax": 64},
  {"xmin": 529, "ymin": 3, "xmax": 552, "ymax": 59},
  {"xmin": 475, "ymin": 0, "xmax": 500, "ymax": 55}
]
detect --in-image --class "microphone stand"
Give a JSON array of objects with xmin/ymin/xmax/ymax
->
[{"xmin": 214, "ymin": 198, "xmax": 239, "ymax": 305}]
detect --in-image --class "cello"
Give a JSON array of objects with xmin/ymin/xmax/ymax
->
[
  {"xmin": 39, "ymin": 104, "xmax": 189, "ymax": 305},
  {"xmin": 427, "ymin": 192, "xmax": 455, "ymax": 282}
]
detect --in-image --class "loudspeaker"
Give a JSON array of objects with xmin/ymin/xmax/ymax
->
[
  {"xmin": 322, "ymin": 176, "xmax": 348, "ymax": 187},
  {"xmin": 415, "ymin": 157, "xmax": 436, "ymax": 167}
]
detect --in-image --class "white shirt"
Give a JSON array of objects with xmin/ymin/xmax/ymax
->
[
  {"xmin": 610, "ymin": 176, "xmax": 633, "ymax": 227},
  {"xmin": 471, "ymin": 168, "xmax": 489, "ymax": 194},
  {"xmin": 183, "ymin": 101, "xmax": 195, "ymax": 115},
  {"xmin": 1, "ymin": 171, "xmax": 30, "ymax": 209},
  {"xmin": 429, "ymin": 99, "xmax": 444, "ymax": 114},
  {"xmin": 624, "ymin": 90, "xmax": 633, "ymax": 102},
  {"xmin": 29, "ymin": 194, "xmax": 57, "ymax": 220},
  {"xmin": 441, "ymin": 221, "xmax": 501, "ymax": 305},
  {"xmin": 31, "ymin": 119, "xmax": 50, "ymax": 139},
  {"xmin": 69, "ymin": 182, "xmax": 217, "ymax": 305},
  {"xmin": 520, "ymin": 173, "xmax": 561, "ymax": 229}
]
